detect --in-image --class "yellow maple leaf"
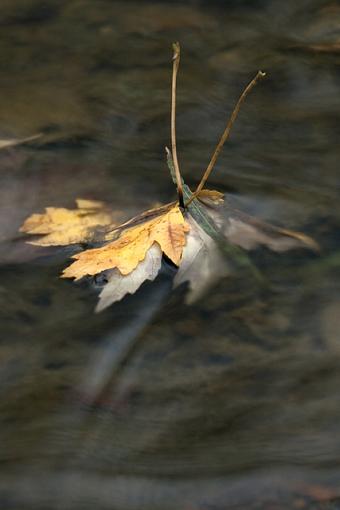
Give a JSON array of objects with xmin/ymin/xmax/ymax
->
[
  {"xmin": 62, "ymin": 203, "xmax": 189, "ymax": 280},
  {"xmin": 19, "ymin": 199, "xmax": 116, "ymax": 246}
]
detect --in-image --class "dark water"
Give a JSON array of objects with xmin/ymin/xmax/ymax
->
[{"xmin": 1, "ymin": 1, "xmax": 340, "ymax": 508}]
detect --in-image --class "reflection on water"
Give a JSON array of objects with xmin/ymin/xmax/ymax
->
[{"xmin": 0, "ymin": 0, "xmax": 340, "ymax": 508}]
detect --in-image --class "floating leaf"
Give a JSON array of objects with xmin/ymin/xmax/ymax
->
[
  {"xmin": 18, "ymin": 44, "xmax": 320, "ymax": 312},
  {"xmin": 19, "ymin": 188, "xmax": 318, "ymax": 310},
  {"xmin": 96, "ymin": 244, "xmax": 162, "ymax": 312},
  {"xmin": 104, "ymin": 202, "xmax": 176, "ymax": 241},
  {"xmin": 20, "ymin": 199, "xmax": 116, "ymax": 246},
  {"xmin": 206, "ymin": 203, "xmax": 319, "ymax": 253},
  {"xmin": 172, "ymin": 198, "xmax": 318, "ymax": 304},
  {"xmin": 196, "ymin": 189, "xmax": 224, "ymax": 205},
  {"xmin": 174, "ymin": 215, "xmax": 229, "ymax": 303},
  {"xmin": 62, "ymin": 204, "xmax": 189, "ymax": 280},
  {"xmin": 166, "ymin": 149, "xmax": 255, "ymax": 275}
]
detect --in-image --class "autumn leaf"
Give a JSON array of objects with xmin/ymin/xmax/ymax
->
[
  {"xmin": 171, "ymin": 196, "xmax": 318, "ymax": 304},
  {"xmin": 62, "ymin": 203, "xmax": 189, "ymax": 280},
  {"xmin": 196, "ymin": 189, "xmax": 224, "ymax": 205},
  {"xmin": 206, "ymin": 202, "xmax": 319, "ymax": 253},
  {"xmin": 174, "ymin": 214, "xmax": 230, "ymax": 304},
  {"xmin": 96, "ymin": 189, "xmax": 318, "ymax": 310},
  {"xmin": 20, "ymin": 198, "xmax": 116, "ymax": 246},
  {"xmin": 95, "ymin": 244, "xmax": 163, "ymax": 312},
  {"xmin": 18, "ymin": 44, "xmax": 320, "ymax": 312}
]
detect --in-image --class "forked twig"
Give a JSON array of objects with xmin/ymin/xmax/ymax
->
[
  {"xmin": 171, "ymin": 42, "xmax": 184, "ymax": 208},
  {"xmin": 186, "ymin": 70, "xmax": 266, "ymax": 206}
]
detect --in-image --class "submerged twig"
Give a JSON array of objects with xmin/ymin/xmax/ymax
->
[
  {"xmin": 0, "ymin": 132, "xmax": 43, "ymax": 150},
  {"xmin": 186, "ymin": 71, "xmax": 266, "ymax": 206},
  {"xmin": 171, "ymin": 42, "xmax": 184, "ymax": 208}
]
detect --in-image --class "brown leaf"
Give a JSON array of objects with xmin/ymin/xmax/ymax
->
[
  {"xmin": 62, "ymin": 204, "xmax": 189, "ymax": 280},
  {"xmin": 20, "ymin": 198, "xmax": 116, "ymax": 246},
  {"xmin": 197, "ymin": 189, "xmax": 224, "ymax": 206}
]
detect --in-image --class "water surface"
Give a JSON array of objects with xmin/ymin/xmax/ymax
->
[{"xmin": 1, "ymin": 1, "xmax": 340, "ymax": 508}]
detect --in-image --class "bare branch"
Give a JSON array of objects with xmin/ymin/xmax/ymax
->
[
  {"xmin": 171, "ymin": 42, "xmax": 184, "ymax": 207},
  {"xmin": 187, "ymin": 71, "xmax": 266, "ymax": 205}
]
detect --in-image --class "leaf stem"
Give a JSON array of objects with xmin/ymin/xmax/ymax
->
[
  {"xmin": 171, "ymin": 42, "xmax": 184, "ymax": 208},
  {"xmin": 186, "ymin": 70, "xmax": 266, "ymax": 206}
]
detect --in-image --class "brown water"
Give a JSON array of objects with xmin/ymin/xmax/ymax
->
[{"xmin": 1, "ymin": 1, "xmax": 340, "ymax": 509}]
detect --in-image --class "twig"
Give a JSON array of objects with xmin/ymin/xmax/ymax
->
[
  {"xmin": 186, "ymin": 71, "xmax": 266, "ymax": 206},
  {"xmin": 171, "ymin": 42, "xmax": 184, "ymax": 208}
]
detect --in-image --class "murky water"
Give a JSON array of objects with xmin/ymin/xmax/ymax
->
[{"xmin": 1, "ymin": 1, "xmax": 340, "ymax": 508}]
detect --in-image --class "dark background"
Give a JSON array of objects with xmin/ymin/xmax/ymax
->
[{"xmin": 0, "ymin": 1, "xmax": 340, "ymax": 508}]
